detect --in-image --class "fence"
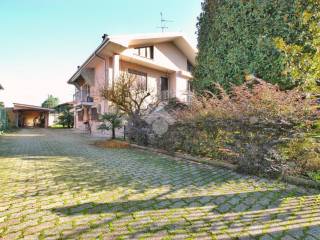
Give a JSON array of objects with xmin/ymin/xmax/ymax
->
[{"xmin": 0, "ymin": 107, "xmax": 8, "ymax": 131}]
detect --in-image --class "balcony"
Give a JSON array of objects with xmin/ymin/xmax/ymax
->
[{"xmin": 74, "ymin": 90, "xmax": 94, "ymax": 106}]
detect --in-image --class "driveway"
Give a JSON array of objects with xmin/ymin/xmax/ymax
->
[{"xmin": 0, "ymin": 129, "xmax": 319, "ymax": 240}]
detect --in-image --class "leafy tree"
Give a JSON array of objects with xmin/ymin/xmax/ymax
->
[
  {"xmin": 98, "ymin": 112, "xmax": 122, "ymax": 139},
  {"xmin": 193, "ymin": 0, "xmax": 320, "ymax": 92},
  {"xmin": 58, "ymin": 106, "xmax": 74, "ymax": 128},
  {"xmin": 42, "ymin": 95, "xmax": 59, "ymax": 108}
]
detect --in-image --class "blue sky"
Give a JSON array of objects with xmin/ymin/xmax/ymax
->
[{"xmin": 0, "ymin": 0, "xmax": 202, "ymax": 106}]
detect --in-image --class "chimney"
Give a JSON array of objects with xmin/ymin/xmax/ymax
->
[{"xmin": 102, "ymin": 34, "xmax": 108, "ymax": 41}]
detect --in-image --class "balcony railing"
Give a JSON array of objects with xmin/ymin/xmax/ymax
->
[
  {"xmin": 186, "ymin": 93, "xmax": 193, "ymax": 104},
  {"xmin": 74, "ymin": 90, "xmax": 94, "ymax": 104}
]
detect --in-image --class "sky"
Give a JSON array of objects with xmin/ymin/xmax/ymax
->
[{"xmin": 0, "ymin": 0, "xmax": 202, "ymax": 107}]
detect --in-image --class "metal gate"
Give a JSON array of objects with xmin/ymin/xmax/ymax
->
[{"xmin": 0, "ymin": 107, "xmax": 8, "ymax": 131}]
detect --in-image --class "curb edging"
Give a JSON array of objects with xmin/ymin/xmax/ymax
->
[
  {"xmin": 130, "ymin": 143, "xmax": 320, "ymax": 190},
  {"xmin": 130, "ymin": 144, "xmax": 238, "ymax": 171},
  {"xmin": 282, "ymin": 175, "xmax": 320, "ymax": 189}
]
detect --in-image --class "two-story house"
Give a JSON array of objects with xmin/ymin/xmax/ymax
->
[{"xmin": 67, "ymin": 32, "xmax": 197, "ymax": 134}]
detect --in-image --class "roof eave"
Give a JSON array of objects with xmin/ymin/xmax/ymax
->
[
  {"xmin": 67, "ymin": 38, "xmax": 110, "ymax": 84},
  {"xmin": 13, "ymin": 103, "xmax": 55, "ymax": 112},
  {"xmin": 67, "ymin": 33, "xmax": 198, "ymax": 84}
]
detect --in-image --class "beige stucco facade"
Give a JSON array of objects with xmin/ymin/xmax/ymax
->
[{"xmin": 68, "ymin": 33, "xmax": 196, "ymax": 135}]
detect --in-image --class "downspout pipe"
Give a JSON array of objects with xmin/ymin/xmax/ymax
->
[
  {"xmin": 94, "ymin": 37, "xmax": 110, "ymax": 114},
  {"xmin": 94, "ymin": 37, "xmax": 110, "ymax": 88}
]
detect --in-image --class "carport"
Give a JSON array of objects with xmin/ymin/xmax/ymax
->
[{"xmin": 13, "ymin": 103, "xmax": 54, "ymax": 128}]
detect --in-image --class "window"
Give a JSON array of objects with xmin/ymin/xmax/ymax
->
[
  {"xmin": 187, "ymin": 60, "xmax": 194, "ymax": 72},
  {"xmin": 128, "ymin": 69, "xmax": 147, "ymax": 90},
  {"xmin": 78, "ymin": 110, "xmax": 83, "ymax": 121},
  {"xmin": 134, "ymin": 46, "xmax": 154, "ymax": 59},
  {"xmin": 90, "ymin": 108, "xmax": 98, "ymax": 121}
]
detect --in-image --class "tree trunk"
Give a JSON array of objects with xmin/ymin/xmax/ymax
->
[{"xmin": 112, "ymin": 127, "xmax": 116, "ymax": 139}]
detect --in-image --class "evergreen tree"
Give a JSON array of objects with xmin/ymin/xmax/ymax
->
[{"xmin": 193, "ymin": 0, "xmax": 320, "ymax": 92}]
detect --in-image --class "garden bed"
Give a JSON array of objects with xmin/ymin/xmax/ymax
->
[{"xmin": 94, "ymin": 139, "xmax": 130, "ymax": 149}]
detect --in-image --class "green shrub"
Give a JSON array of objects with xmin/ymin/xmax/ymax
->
[
  {"xmin": 58, "ymin": 107, "xmax": 74, "ymax": 128},
  {"xmin": 279, "ymin": 137, "xmax": 320, "ymax": 175},
  {"xmin": 308, "ymin": 171, "xmax": 320, "ymax": 182},
  {"xmin": 155, "ymin": 79, "xmax": 318, "ymax": 177},
  {"xmin": 98, "ymin": 112, "xmax": 122, "ymax": 139}
]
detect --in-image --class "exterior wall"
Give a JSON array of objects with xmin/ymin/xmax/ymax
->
[
  {"xmin": 73, "ymin": 59, "xmax": 109, "ymax": 134},
  {"xmin": 175, "ymin": 72, "xmax": 189, "ymax": 102},
  {"xmin": 74, "ymin": 109, "xmax": 85, "ymax": 131},
  {"xmin": 72, "ymin": 40, "xmax": 193, "ymax": 136},
  {"xmin": 120, "ymin": 61, "xmax": 173, "ymax": 98},
  {"xmin": 154, "ymin": 42, "xmax": 188, "ymax": 71},
  {"xmin": 92, "ymin": 60, "xmax": 109, "ymax": 114},
  {"xmin": 120, "ymin": 42, "xmax": 191, "ymax": 101},
  {"xmin": 122, "ymin": 42, "xmax": 189, "ymax": 72}
]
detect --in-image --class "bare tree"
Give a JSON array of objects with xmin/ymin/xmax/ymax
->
[
  {"xmin": 100, "ymin": 72, "xmax": 160, "ymax": 144},
  {"xmin": 101, "ymin": 72, "xmax": 159, "ymax": 117}
]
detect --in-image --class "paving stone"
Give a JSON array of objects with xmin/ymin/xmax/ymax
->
[
  {"xmin": 304, "ymin": 235, "xmax": 318, "ymax": 240},
  {"xmin": 234, "ymin": 203, "xmax": 249, "ymax": 212},
  {"xmin": 7, "ymin": 220, "xmax": 38, "ymax": 233},
  {"xmin": 281, "ymin": 235, "xmax": 297, "ymax": 240},
  {"xmin": 259, "ymin": 234, "xmax": 274, "ymax": 240},
  {"xmin": 217, "ymin": 203, "xmax": 232, "ymax": 213},
  {"xmin": 2, "ymin": 231, "xmax": 22, "ymax": 240},
  {"xmin": 23, "ymin": 221, "xmax": 55, "ymax": 235},
  {"xmin": 0, "ymin": 129, "xmax": 319, "ymax": 239},
  {"xmin": 228, "ymin": 196, "xmax": 241, "ymax": 206},
  {"xmin": 286, "ymin": 229, "xmax": 305, "ymax": 239},
  {"xmin": 307, "ymin": 226, "xmax": 320, "ymax": 238}
]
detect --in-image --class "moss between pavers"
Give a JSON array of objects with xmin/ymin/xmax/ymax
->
[{"xmin": 0, "ymin": 129, "xmax": 319, "ymax": 239}]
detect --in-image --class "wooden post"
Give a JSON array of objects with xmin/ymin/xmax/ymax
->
[
  {"xmin": 15, "ymin": 111, "xmax": 19, "ymax": 128},
  {"xmin": 44, "ymin": 112, "xmax": 49, "ymax": 128}
]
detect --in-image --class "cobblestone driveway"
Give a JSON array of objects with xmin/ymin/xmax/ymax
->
[{"xmin": 0, "ymin": 129, "xmax": 319, "ymax": 240}]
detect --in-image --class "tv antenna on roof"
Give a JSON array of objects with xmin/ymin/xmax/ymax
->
[{"xmin": 157, "ymin": 12, "xmax": 173, "ymax": 32}]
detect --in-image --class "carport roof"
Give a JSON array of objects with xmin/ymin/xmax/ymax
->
[{"xmin": 13, "ymin": 103, "xmax": 54, "ymax": 112}]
